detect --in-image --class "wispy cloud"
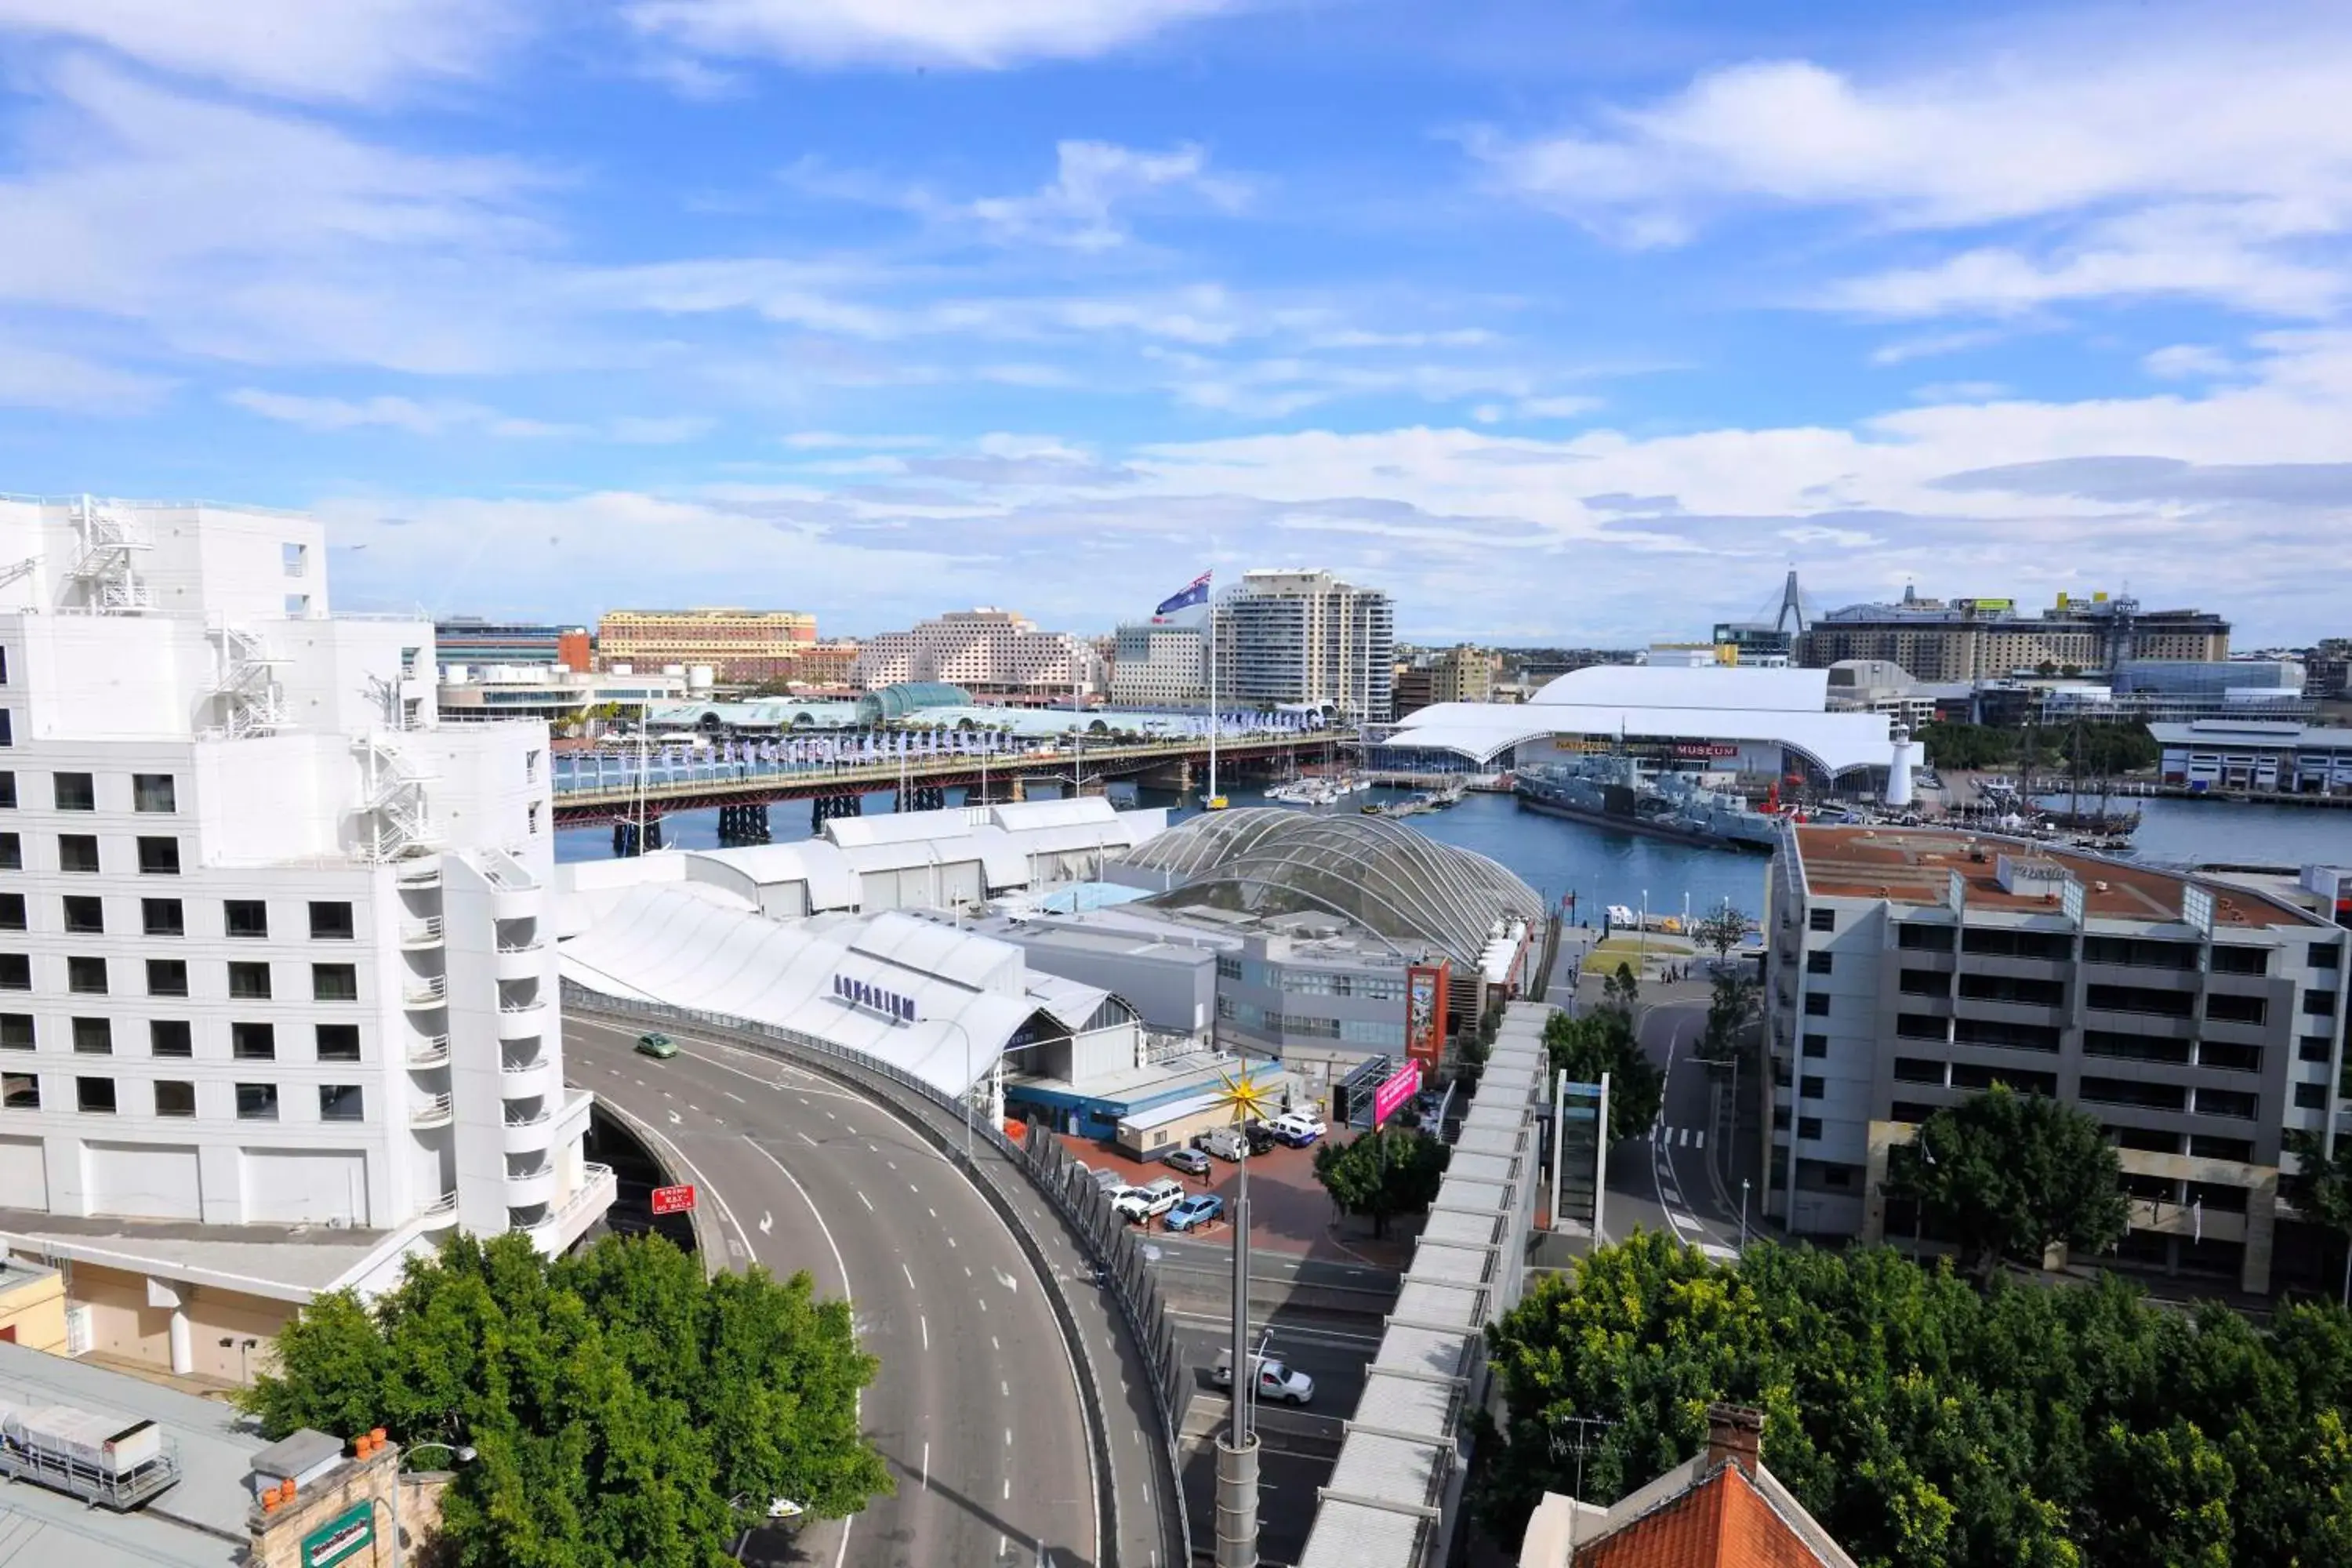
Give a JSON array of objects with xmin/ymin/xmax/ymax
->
[
  {"xmin": 624, "ymin": 0, "xmax": 1236, "ymax": 71},
  {"xmin": 227, "ymin": 389, "xmax": 710, "ymax": 444}
]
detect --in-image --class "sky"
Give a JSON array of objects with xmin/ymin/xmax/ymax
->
[{"xmin": 2, "ymin": 0, "xmax": 2349, "ymax": 646}]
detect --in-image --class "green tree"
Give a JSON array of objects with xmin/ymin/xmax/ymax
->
[
  {"xmin": 1882, "ymin": 1084, "xmax": 2129, "ymax": 1283},
  {"xmin": 2284, "ymin": 1127, "xmax": 2352, "ymax": 1305},
  {"xmin": 1541, "ymin": 1008, "xmax": 1663, "ymax": 1142},
  {"xmin": 1693, "ymin": 970, "xmax": 1760, "ymax": 1065},
  {"xmin": 1474, "ymin": 1231, "xmax": 2352, "ymax": 1568},
  {"xmin": 1600, "ymin": 960, "xmax": 1641, "ymax": 1017},
  {"xmin": 239, "ymin": 1232, "xmax": 891, "ymax": 1566},
  {"xmin": 1692, "ymin": 906, "xmax": 1750, "ymax": 964},
  {"xmin": 1312, "ymin": 1126, "xmax": 1450, "ymax": 1237}
]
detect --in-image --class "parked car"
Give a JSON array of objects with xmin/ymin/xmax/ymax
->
[
  {"xmin": 1163, "ymin": 1193, "xmax": 1225, "ymax": 1232},
  {"xmin": 765, "ymin": 1498, "xmax": 804, "ymax": 1521},
  {"xmin": 1112, "ymin": 1177, "xmax": 1186, "ymax": 1223},
  {"xmin": 1268, "ymin": 1112, "xmax": 1327, "ymax": 1147},
  {"xmin": 1197, "ymin": 1125, "xmax": 1248, "ymax": 1162},
  {"xmin": 1163, "ymin": 1147, "xmax": 1212, "ymax": 1177},
  {"xmin": 1243, "ymin": 1122, "xmax": 1279, "ymax": 1156},
  {"xmin": 1212, "ymin": 1349, "xmax": 1316, "ymax": 1406},
  {"xmin": 634, "ymin": 1032, "xmax": 677, "ymax": 1059}
]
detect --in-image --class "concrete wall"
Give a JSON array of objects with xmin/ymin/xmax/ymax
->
[
  {"xmin": 68, "ymin": 1260, "xmax": 295, "ymax": 1383},
  {"xmin": 0, "ymin": 1263, "xmax": 67, "ymax": 1352}
]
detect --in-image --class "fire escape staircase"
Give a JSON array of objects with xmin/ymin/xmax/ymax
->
[
  {"xmin": 64, "ymin": 495, "xmax": 155, "ymax": 614},
  {"xmin": 207, "ymin": 620, "xmax": 291, "ymax": 738},
  {"xmin": 354, "ymin": 734, "xmax": 443, "ymax": 864}
]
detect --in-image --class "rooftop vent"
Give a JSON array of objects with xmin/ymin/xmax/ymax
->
[{"xmin": 1996, "ymin": 854, "xmax": 2071, "ymax": 897}]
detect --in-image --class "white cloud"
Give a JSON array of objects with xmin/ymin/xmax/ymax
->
[
  {"xmin": 1908, "ymin": 381, "xmax": 2009, "ymax": 404},
  {"xmin": 0, "ymin": 339, "xmax": 169, "ymax": 412},
  {"xmin": 966, "ymin": 140, "xmax": 1247, "ymax": 251},
  {"xmin": 1472, "ymin": 20, "xmax": 2352, "ymax": 319},
  {"xmin": 227, "ymin": 390, "xmax": 713, "ymax": 444},
  {"xmin": 0, "ymin": 0, "xmax": 519, "ymax": 101},
  {"xmin": 625, "ymin": 0, "xmax": 1234, "ymax": 70},
  {"xmin": 2143, "ymin": 344, "xmax": 2238, "ymax": 380},
  {"xmin": 781, "ymin": 431, "xmax": 940, "ymax": 449}
]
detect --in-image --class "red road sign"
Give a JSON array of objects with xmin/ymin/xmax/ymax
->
[{"xmin": 650, "ymin": 1183, "xmax": 696, "ymax": 1216}]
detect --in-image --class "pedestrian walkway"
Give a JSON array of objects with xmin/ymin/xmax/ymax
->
[{"xmin": 1651, "ymin": 1123, "xmax": 1708, "ymax": 1150}]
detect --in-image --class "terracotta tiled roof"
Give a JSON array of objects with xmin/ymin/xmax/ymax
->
[{"xmin": 1581, "ymin": 1462, "xmax": 1836, "ymax": 1568}]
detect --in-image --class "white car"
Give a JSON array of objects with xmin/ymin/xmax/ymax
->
[
  {"xmin": 1112, "ymin": 1177, "xmax": 1185, "ymax": 1223},
  {"xmin": 1212, "ymin": 1352, "xmax": 1316, "ymax": 1406},
  {"xmin": 766, "ymin": 1498, "xmax": 804, "ymax": 1521},
  {"xmin": 1268, "ymin": 1112, "xmax": 1327, "ymax": 1147}
]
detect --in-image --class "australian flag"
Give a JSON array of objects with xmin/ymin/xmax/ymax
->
[{"xmin": 1152, "ymin": 570, "xmax": 1211, "ymax": 622}]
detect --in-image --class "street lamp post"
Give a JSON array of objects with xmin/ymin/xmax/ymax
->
[
  {"xmin": 379, "ymin": 1442, "xmax": 474, "ymax": 1568},
  {"xmin": 1739, "ymin": 1178, "xmax": 1751, "ymax": 1250},
  {"xmin": 1639, "ymin": 888, "xmax": 1649, "ymax": 969}
]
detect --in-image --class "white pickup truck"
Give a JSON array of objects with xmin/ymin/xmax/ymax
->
[{"xmin": 1212, "ymin": 1350, "xmax": 1316, "ymax": 1406}]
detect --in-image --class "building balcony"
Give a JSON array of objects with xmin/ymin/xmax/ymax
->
[
  {"xmin": 490, "ymin": 886, "xmax": 542, "ymax": 925},
  {"xmin": 407, "ymin": 1033, "xmax": 452, "ymax": 1068},
  {"xmin": 496, "ymin": 999, "xmax": 550, "ymax": 1039},
  {"xmin": 402, "ymin": 975, "xmax": 448, "ymax": 1009},
  {"xmin": 504, "ymin": 1162, "xmax": 559, "ymax": 1208},
  {"xmin": 511, "ymin": 1163, "xmax": 615, "ymax": 1252},
  {"xmin": 411, "ymin": 1093, "xmax": 454, "ymax": 1129},
  {"xmin": 495, "ymin": 941, "xmax": 545, "ymax": 982},
  {"xmin": 416, "ymin": 1191, "xmax": 460, "ymax": 1230},
  {"xmin": 503, "ymin": 1107, "xmax": 555, "ymax": 1154},
  {"xmin": 499, "ymin": 1057, "xmax": 557, "ymax": 1100},
  {"xmin": 394, "ymin": 859, "xmax": 444, "ymax": 888},
  {"xmin": 399, "ymin": 917, "xmax": 445, "ymax": 949}
]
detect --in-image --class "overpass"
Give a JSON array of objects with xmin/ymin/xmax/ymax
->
[{"xmin": 550, "ymin": 731, "xmax": 1355, "ymax": 827}]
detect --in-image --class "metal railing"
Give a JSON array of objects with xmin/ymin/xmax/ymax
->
[
  {"xmin": 408, "ymin": 1034, "xmax": 452, "ymax": 1066},
  {"xmin": 403, "ymin": 975, "xmax": 448, "ymax": 1005},
  {"xmin": 0, "ymin": 1431, "xmax": 180, "ymax": 1510},
  {"xmin": 410, "ymin": 1093, "xmax": 453, "ymax": 1127},
  {"xmin": 562, "ymin": 980, "xmax": 1189, "ymax": 1568}
]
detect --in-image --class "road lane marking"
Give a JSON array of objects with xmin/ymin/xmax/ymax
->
[
  {"xmin": 991, "ymin": 1336, "xmax": 1000, "ymax": 1351},
  {"xmin": 902, "ymin": 1261, "xmax": 916, "ymax": 1290},
  {"xmin": 760, "ymin": 1211, "xmax": 773, "ymax": 1234},
  {"xmin": 921, "ymin": 1442, "xmax": 928, "ymax": 1490},
  {"xmin": 724, "ymin": 1091, "xmax": 745, "ymax": 1104},
  {"xmin": 858, "ymin": 1191, "xmax": 873, "ymax": 1211},
  {"xmin": 797, "ymin": 1131, "xmax": 818, "ymax": 1147},
  {"xmin": 920, "ymin": 1316, "xmax": 929, "ymax": 1351}
]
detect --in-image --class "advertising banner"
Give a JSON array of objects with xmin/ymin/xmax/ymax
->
[
  {"xmin": 1372, "ymin": 1061, "xmax": 1422, "ymax": 1127},
  {"xmin": 1405, "ymin": 961, "xmax": 1449, "ymax": 1069}
]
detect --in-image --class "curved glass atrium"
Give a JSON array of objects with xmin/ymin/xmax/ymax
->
[
  {"xmin": 855, "ymin": 681, "xmax": 974, "ymax": 724},
  {"xmin": 1120, "ymin": 808, "xmax": 1544, "ymax": 967}
]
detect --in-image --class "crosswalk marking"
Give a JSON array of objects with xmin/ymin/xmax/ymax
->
[{"xmin": 1650, "ymin": 1124, "xmax": 1707, "ymax": 1149}]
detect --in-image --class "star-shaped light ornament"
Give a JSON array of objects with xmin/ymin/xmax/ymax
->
[{"xmin": 1214, "ymin": 1068, "xmax": 1278, "ymax": 1129}]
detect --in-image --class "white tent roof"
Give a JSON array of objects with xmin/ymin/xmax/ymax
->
[
  {"xmin": 1385, "ymin": 663, "xmax": 1893, "ymax": 775},
  {"xmin": 558, "ymin": 889, "xmax": 1110, "ymax": 1096}
]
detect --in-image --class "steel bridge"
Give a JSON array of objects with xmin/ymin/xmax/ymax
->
[{"xmin": 550, "ymin": 731, "xmax": 1352, "ymax": 827}]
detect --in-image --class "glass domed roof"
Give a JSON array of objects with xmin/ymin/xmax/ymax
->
[{"xmin": 1119, "ymin": 808, "xmax": 1543, "ymax": 967}]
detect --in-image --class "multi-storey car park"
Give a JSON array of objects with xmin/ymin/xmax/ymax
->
[
  {"xmin": 1764, "ymin": 823, "xmax": 2348, "ymax": 1296},
  {"xmin": 0, "ymin": 494, "xmax": 608, "ymax": 1385}
]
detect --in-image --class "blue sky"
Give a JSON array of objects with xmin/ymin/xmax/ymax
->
[{"xmin": 2, "ymin": 0, "xmax": 2348, "ymax": 645}]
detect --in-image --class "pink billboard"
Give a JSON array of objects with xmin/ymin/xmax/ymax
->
[{"xmin": 1372, "ymin": 1061, "xmax": 1423, "ymax": 1128}]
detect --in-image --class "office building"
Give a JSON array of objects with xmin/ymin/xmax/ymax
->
[
  {"xmin": 1217, "ymin": 568, "xmax": 1394, "ymax": 720},
  {"xmin": 1822, "ymin": 659, "xmax": 1938, "ymax": 729},
  {"xmin": 2150, "ymin": 719, "xmax": 2352, "ymax": 794},
  {"xmin": 1110, "ymin": 622, "xmax": 1207, "ymax": 707},
  {"xmin": 1763, "ymin": 824, "xmax": 2347, "ymax": 1294},
  {"xmin": 1392, "ymin": 644, "xmax": 1497, "ymax": 719},
  {"xmin": 432, "ymin": 619, "xmax": 590, "ymax": 673},
  {"xmin": 436, "ymin": 665, "xmax": 685, "ymax": 724},
  {"xmin": 595, "ymin": 608, "xmax": 817, "ymax": 683},
  {"xmin": 1798, "ymin": 588, "xmax": 2229, "ymax": 680},
  {"xmin": 851, "ymin": 608, "xmax": 1103, "ymax": 699},
  {"xmin": 2305, "ymin": 638, "xmax": 2351, "ymax": 701},
  {"xmin": 0, "ymin": 495, "xmax": 608, "ymax": 1385}
]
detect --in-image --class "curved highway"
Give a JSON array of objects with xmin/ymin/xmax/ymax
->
[{"xmin": 568, "ymin": 1015, "xmax": 1126, "ymax": 1568}]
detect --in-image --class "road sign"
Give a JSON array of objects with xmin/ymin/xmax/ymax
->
[
  {"xmin": 301, "ymin": 1503, "xmax": 375, "ymax": 1568},
  {"xmin": 650, "ymin": 1183, "xmax": 696, "ymax": 1215}
]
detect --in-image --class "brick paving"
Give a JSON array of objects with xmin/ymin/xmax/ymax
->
[{"xmin": 1055, "ymin": 1130, "xmax": 1420, "ymax": 1269}]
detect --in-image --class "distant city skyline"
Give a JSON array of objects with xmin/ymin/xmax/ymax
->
[{"xmin": 2, "ymin": 2, "xmax": 2347, "ymax": 644}]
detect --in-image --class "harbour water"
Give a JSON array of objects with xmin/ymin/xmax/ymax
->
[{"xmin": 556, "ymin": 781, "xmax": 2352, "ymax": 921}]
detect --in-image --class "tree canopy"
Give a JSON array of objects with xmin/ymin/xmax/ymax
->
[
  {"xmin": 1883, "ymin": 1084, "xmax": 2129, "ymax": 1282},
  {"xmin": 1476, "ymin": 1231, "xmax": 2352, "ymax": 1568},
  {"xmin": 2285, "ymin": 1128, "xmax": 2352, "ymax": 1304},
  {"xmin": 239, "ymin": 1232, "xmax": 891, "ymax": 1568},
  {"xmin": 1693, "ymin": 969, "xmax": 1761, "ymax": 1065},
  {"xmin": 1692, "ymin": 906, "xmax": 1751, "ymax": 963},
  {"xmin": 1541, "ymin": 1007, "xmax": 1664, "ymax": 1143},
  {"xmin": 1313, "ymin": 1125, "xmax": 1450, "ymax": 1237}
]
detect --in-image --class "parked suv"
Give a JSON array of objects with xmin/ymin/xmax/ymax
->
[
  {"xmin": 1268, "ymin": 1112, "xmax": 1327, "ymax": 1147},
  {"xmin": 1112, "ymin": 1177, "xmax": 1186, "ymax": 1223}
]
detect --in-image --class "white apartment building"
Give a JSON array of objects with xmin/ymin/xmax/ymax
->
[
  {"xmin": 1110, "ymin": 622, "xmax": 1207, "ymax": 707},
  {"xmin": 852, "ymin": 608, "xmax": 1104, "ymax": 699},
  {"xmin": 0, "ymin": 495, "xmax": 610, "ymax": 1383},
  {"xmin": 1217, "ymin": 568, "xmax": 1394, "ymax": 720}
]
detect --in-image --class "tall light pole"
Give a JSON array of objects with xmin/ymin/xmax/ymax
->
[
  {"xmin": 1212, "ymin": 1068, "xmax": 1276, "ymax": 1568},
  {"xmin": 381, "ymin": 1441, "xmax": 474, "ymax": 1568},
  {"xmin": 1739, "ymin": 1178, "xmax": 1751, "ymax": 1250}
]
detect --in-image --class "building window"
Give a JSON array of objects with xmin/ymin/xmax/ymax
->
[
  {"xmin": 283, "ymin": 542, "xmax": 309, "ymax": 578},
  {"xmin": 528, "ymin": 801, "xmax": 541, "ymax": 836},
  {"xmin": 1216, "ymin": 956, "xmax": 1242, "ymax": 980},
  {"xmin": 143, "ymin": 897, "xmax": 184, "ymax": 937},
  {"xmin": 0, "ymin": 772, "xmax": 14, "ymax": 808},
  {"xmin": 1804, "ymin": 992, "xmax": 1831, "ymax": 1016},
  {"xmin": 227, "ymin": 962, "xmax": 271, "ymax": 1000},
  {"xmin": 2193, "ymin": 1087, "xmax": 2259, "ymax": 1121},
  {"xmin": 1809, "ymin": 908, "xmax": 1836, "ymax": 932},
  {"xmin": 224, "ymin": 900, "xmax": 268, "ymax": 938},
  {"xmin": 154, "ymin": 1080, "xmax": 196, "ymax": 1117},
  {"xmin": 62, "ymin": 895, "xmax": 103, "ymax": 934},
  {"xmin": 0, "ymin": 710, "xmax": 12, "ymax": 746},
  {"xmin": 1806, "ymin": 950, "xmax": 1834, "ymax": 975},
  {"xmin": 2295, "ymin": 1080, "xmax": 2329, "ymax": 1110},
  {"xmin": 2305, "ymin": 990, "xmax": 2341, "ymax": 1018},
  {"xmin": 526, "ymin": 749, "xmax": 541, "ymax": 783},
  {"xmin": 235, "ymin": 1082, "xmax": 278, "ymax": 1120},
  {"xmin": 316, "ymin": 1024, "xmax": 361, "ymax": 1062},
  {"xmin": 58, "ymin": 835, "xmax": 98, "ymax": 873},
  {"xmin": 310, "ymin": 901, "xmax": 354, "ymax": 941},
  {"xmin": 2303, "ymin": 1035, "xmax": 2337, "ymax": 1062},
  {"xmin": 66, "ymin": 956, "xmax": 106, "ymax": 995},
  {"xmin": 132, "ymin": 775, "xmax": 176, "ymax": 814},
  {"xmin": 71, "ymin": 1017, "xmax": 111, "ymax": 1054},
  {"xmin": 0, "ymin": 954, "xmax": 26, "ymax": 989},
  {"xmin": 0, "ymin": 1014, "xmax": 28, "ymax": 1049},
  {"xmin": 318, "ymin": 1083, "xmax": 365, "ymax": 1122},
  {"xmin": 2209, "ymin": 946, "xmax": 2269, "ymax": 977},
  {"xmin": 0, "ymin": 833, "xmax": 16, "ymax": 872},
  {"xmin": 1802, "ymin": 1033, "xmax": 1828, "ymax": 1057},
  {"xmin": 52, "ymin": 772, "xmax": 94, "ymax": 811},
  {"xmin": 77, "ymin": 1077, "xmax": 116, "ymax": 1114},
  {"xmin": 2314, "ymin": 942, "xmax": 2343, "ymax": 970},
  {"xmin": 313, "ymin": 964, "xmax": 359, "ymax": 1003},
  {"xmin": 231, "ymin": 1022, "xmax": 275, "ymax": 1060},
  {"xmin": 1801, "ymin": 1075, "xmax": 1826, "ymax": 1100},
  {"xmin": 1798, "ymin": 1116, "xmax": 1824, "ymax": 1140},
  {"xmin": 2205, "ymin": 993, "xmax": 2267, "ymax": 1026},
  {"xmin": 137, "ymin": 837, "xmax": 180, "ymax": 875},
  {"xmin": 150, "ymin": 1020, "xmax": 192, "ymax": 1058},
  {"xmin": 2, "ymin": 1070, "xmax": 34, "ymax": 1109},
  {"xmin": 0, "ymin": 894, "xmax": 21, "ymax": 931},
  {"xmin": 145, "ymin": 957, "xmax": 190, "ymax": 997}
]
